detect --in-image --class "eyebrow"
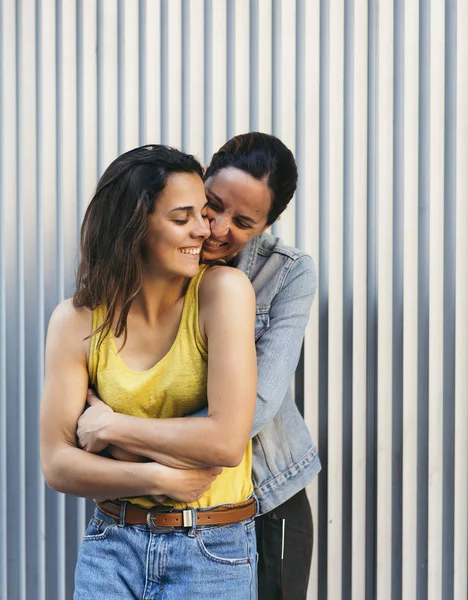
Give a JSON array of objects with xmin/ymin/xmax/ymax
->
[
  {"xmin": 169, "ymin": 202, "xmax": 208, "ymax": 214},
  {"xmin": 206, "ymin": 191, "xmax": 258, "ymax": 225}
]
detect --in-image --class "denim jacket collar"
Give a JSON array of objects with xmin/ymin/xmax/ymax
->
[{"xmin": 232, "ymin": 237, "xmax": 259, "ymax": 279}]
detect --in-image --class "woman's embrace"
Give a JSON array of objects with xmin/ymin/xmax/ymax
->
[
  {"xmin": 40, "ymin": 133, "xmax": 320, "ymax": 600},
  {"xmin": 40, "ymin": 145, "xmax": 258, "ymax": 599}
]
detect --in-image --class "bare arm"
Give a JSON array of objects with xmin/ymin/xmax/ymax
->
[
  {"xmin": 40, "ymin": 300, "xmax": 220, "ymax": 501},
  {"xmin": 83, "ymin": 267, "xmax": 257, "ymax": 468}
]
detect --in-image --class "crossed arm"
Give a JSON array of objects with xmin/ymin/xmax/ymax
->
[
  {"xmin": 78, "ymin": 267, "xmax": 257, "ymax": 470},
  {"xmin": 39, "ymin": 300, "xmax": 218, "ymax": 501},
  {"xmin": 42, "ymin": 267, "xmax": 257, "ymax": 504},
  {"xmin": 78, "ymin": 256, "xmax": 316, "ymax": 469}
]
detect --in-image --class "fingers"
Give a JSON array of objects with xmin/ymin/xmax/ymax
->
[
  {"xmin": 150, "ymin": 495, "xmax": 167, "ymax": 503},
  {"xmin": 86, "ymin": 388, "xmax": 100, "ymax": 405}
]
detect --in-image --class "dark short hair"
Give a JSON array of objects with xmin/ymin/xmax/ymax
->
[
  {"xmin": 74, "ymin": 144, "xmax": 203, "ymax": 345},
  {"xmin": 205, "ymin": 132, "xmax": 298, "ymax": 225}
]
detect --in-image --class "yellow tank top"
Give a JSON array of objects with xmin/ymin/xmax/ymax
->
[{"xmin": 88, "ymin": 265, "xmax": 253, "ymax": 509}]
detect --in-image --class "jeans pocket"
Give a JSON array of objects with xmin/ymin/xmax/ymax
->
[
  {"xmin": 196, "ymin": 521, "xmax": 255, "ymax": 566},
  {"xmin": 82, "ymin": 508, "xmax": 117, "ymax": 541}
]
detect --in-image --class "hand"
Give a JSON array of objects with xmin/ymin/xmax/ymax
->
[
  {"xmin": 154, "ymin": 464, "xmax": 223, "ymax": 504},
  {"xmin": 76, "ymin": 389, "xmax": 114, "ymax": 453}
]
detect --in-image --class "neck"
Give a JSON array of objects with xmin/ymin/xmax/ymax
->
[{"xmin": 131, "ymin": 272, "xmax": 189, "ymax": 325}]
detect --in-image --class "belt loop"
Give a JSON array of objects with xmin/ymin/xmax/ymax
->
[
  {"xmin": 187, "ymin": 508, "xmax": 197, "ymax": 537},
  {"xmin": 119, "ymin": 501, "xmax": 127, "ymax": 527}
]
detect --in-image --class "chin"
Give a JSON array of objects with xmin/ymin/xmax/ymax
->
[
  {"xmin": 182, "ymin": 262, "xmax": 203, "ymax": 278},
  {"xmin": 202, "ymin": 248, "xmax": 231, "ymax": 263}
]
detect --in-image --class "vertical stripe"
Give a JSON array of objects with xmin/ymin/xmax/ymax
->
[
  {"xmin": 366, "ymin": 2, "xmax": 378, "ymax": 597},
  {"xmin": 233, "ymin": 0, "xmax": 250, "ymax": 136},
  {"xmin": 351, "ymin": 2, "xmax": 368, "ymax": 599},
  {"xmin": 442, "ymin": 4, "xmax": 456, "ymax": 597},
  {"xmin": 55, "ymin": 2, "xmax": 66, "ymax": 597},
  {"xmin": 138, "ymin": 0, "xmax": 146, "ymax": 145},
  {"xmin": 276, "ymin": 0, "xmax": 296, "ymax": 247},
  {"xmin": 417, "ymin": 1, "xmax": 430, "ymax": 596},
  {"xmin": 376, "ymin": 1, "xmax": 394, "ymax": 596},
  {"xmin": 249, "ymin": 0, "xmax": 259, "ymax": 130},
  {"xmin": 35, "ymin": 2, "xmax": 46, "ymax": 597},
  {"xmin": 97, "ymin": 0, "xmax": 118, "ymax": 174},
  {"xmin": 303, "ymin": 3, "xmax": 321, "ymax": 599},
  {"xmin": 392, "ymin": 1, "xmax": 404, "ymax": 597},
  {"xmin": 160, "ymin": 0, "xmax": 168, "ymax": 145},
  {"xmin": 210, "ymin": 0, "xmax": 227, "ymax": 154},
  {"xmin": 181, "ymin": 0, "xmax": 190, "ymax": 152},
  {"xmin": 143, "ymin": 0, "xmax": 161, "ymax": 145},
  {"xmin": 427, "ymin": 3, "xmax": 445, "ymax": 598},
  {"xmin": 453, "ymin": 4, "xmax": 468, "ymax": 600},
  {"xmin": 203, "ymin": 0, "xmax": 212, "ymax": 163},
  {"xmin": 342, "ymin": 0, "xmax": 354, "ymax": 596},
  {"xmin": 327, "ymin": 2, "xmax": 344, "ymax": 598},
  {"xmin": 318, "ymin": 2, "xmax": 330, "ymax": 596},
  {"xmin": 257, "ymin": 0, "xmax": 272, "ymax": 133},
  {"xmin": 121, "ymin": 0, "xmax": 140, "ymax": 153},
  {"xmin": 402, "ymin": 2, "xmax": 419, "ymax": 600},
  {"xmin": 165, "ymin": 0, "xmax": 182, "ymax": 148},
  {"xmin": 0, "ymin": 3, "xmax": 16, "ymax": 599},
  {"xmin": 187, "ymin": 0, "xmax": 204, "ymax": 160}
]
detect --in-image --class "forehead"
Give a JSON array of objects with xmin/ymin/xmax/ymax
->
[
  {"xmin": 156, "ymin": 172, "xmax": 206, "ymax": 212},
  {"xmin": 205, "ymin": 168, "xmax": 272, "ymax": 219}
]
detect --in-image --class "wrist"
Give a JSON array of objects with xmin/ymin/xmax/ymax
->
[
  {"xmin": 99, "ymin": 410, "xmax": 117, "ymax": 445},
  {"xmin": 144, "ymin": 462, "xmax": 168, "ymax": 497}
]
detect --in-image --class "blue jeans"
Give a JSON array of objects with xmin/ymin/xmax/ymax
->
[{"xmin": 74, "ymin": 506, "xmax": 258, "ymax": 599}]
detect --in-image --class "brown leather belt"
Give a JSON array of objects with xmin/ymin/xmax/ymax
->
[{"xmin": 96, "ymin": 498, "xmax": 256, "ymax": 533}]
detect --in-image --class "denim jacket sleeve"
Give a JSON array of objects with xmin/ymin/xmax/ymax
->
[
  {"xmin": 250, "ymin": 254, "xmax": 316, "ymax": 437},
  {"xmin": 188, "ymin": 254, "xmax": 316, "ymax": 436}
]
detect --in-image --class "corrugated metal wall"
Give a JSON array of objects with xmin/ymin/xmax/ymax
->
[{"xmin": 0, "ymin": 1, "xmax": 467, "ymax": 599}]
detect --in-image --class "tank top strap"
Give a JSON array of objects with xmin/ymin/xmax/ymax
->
[
  {"xmin": 181, "ymin": 264, "xmax": 209, "ymax": 359},
  {"xmin": 88, "ymin": 304, "xmax": 107, "ymax": 387}
]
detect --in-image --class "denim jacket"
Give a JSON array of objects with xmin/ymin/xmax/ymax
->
[{"xmin": 232, "ymin": 233, "xmax": 321, "ymax": 514}]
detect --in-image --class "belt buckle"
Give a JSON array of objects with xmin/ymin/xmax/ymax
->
[{"xmin": 146, "ymin": 505, "xmax": 175, "ymax": 534}]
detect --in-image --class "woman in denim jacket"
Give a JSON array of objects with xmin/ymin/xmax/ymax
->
[
  {"xmin": 83, "ymin": 133, "xmax": 321, "ymax": 598},
  {"xmin": 202, "ymin": 132, "xmax": 321, "ymax": 599}
]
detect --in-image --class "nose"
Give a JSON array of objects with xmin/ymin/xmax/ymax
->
[
  {"xmin": 210, "ymin": 213, "xmax": 230, "ymax": 237},
  {"xmin": 192, "ymin": 216, "xmax": 211, "ymax": 240}
]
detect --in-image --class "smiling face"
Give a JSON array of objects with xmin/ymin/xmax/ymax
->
[
  {"xmin": 143, "ymin": 172, "xmax": 210, "ymax": 278},
  {"xmin": 203, "ymin": 167, "xmax": 272, "ymax": 262}
]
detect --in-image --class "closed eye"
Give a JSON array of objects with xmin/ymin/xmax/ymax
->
[
  {"xmin": 206, "ymin": 197, "xmax": 222, "ymax": 212},
  {"xmin": 234, "ymin": 219, "xmax": 253, "ymax": 230}
]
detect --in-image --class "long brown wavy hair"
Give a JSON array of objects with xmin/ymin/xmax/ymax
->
[{"xmin": 73, "ymin": 144, "xmax": 203, "ymax": 346}]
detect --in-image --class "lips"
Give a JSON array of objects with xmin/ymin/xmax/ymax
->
[{"xmin": 204, "ymin": 239, "xmax": 228, "ymax": 249}]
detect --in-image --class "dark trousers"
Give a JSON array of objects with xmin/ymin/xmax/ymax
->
[{"xmin": 256, "ymin": 489, "xmax": 313, "ymax": 600}]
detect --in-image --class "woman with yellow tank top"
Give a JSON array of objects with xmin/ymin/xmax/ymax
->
[{"xmin": 40, "ymin": 145, "xmax": 258, "ymax": 599}]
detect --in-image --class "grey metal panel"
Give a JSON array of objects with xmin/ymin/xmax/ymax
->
[{"xmin": 0, "ymin": 1, "xmax": 467, "ymax": 599}]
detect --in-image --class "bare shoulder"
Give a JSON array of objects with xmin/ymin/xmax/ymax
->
[
  {"xmin": 199, "ymin": 265, "xmax": 255, "ymax": 305},
  {"xmin": 47, "ymin": 298, "xmax": 92, "ymax": 351}
]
